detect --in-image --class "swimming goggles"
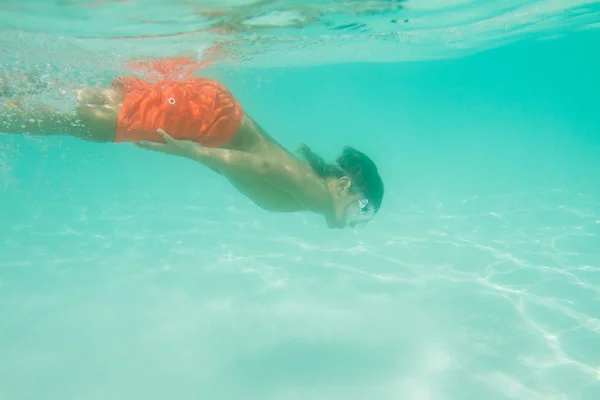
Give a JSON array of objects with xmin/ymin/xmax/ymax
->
[{"xmin": 344, "ymin": 197, "xmax": 375, "ymax": 228}]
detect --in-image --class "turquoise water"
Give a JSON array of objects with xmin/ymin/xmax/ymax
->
[{"xmin": 1, "ymin": 1, "xmax": 600, "ymax": 399}]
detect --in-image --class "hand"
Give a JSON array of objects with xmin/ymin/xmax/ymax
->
[{"xmin": 136, "ymin": 129, "xmax": 201, "ymax": 158}]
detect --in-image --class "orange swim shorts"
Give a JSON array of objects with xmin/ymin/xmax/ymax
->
[{"xmin": 111, "ymin": 76, "xmax": 243, "ymax": 147}]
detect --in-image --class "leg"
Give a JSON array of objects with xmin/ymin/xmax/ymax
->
[
  {"xmin": 73, "ymin": 87, "xmax": 123, "ymax": 142},
  {"xmin": 0, "ymin": 86, "xmax": 122, "ymax": 143}
]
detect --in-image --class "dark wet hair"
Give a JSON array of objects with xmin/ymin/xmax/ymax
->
[{"xmin": 298, "ymin": 144, "xmax": 384, "ymax": 213}]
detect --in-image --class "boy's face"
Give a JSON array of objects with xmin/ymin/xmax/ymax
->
[{"xmin": 325, "ymin": 177, "xmax": 366, "ymax": 229}]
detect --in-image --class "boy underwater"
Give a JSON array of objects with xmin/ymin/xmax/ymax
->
[{"xmin": 0, "ymin": 60, "xmax": 384, "ymax": 229}]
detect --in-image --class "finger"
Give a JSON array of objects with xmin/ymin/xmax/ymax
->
[{"xmin": 157, "ymin": 129, "xmax": 175, "ymax": 143}]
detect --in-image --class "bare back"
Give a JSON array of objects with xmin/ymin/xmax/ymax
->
[{"xmin": 219, "ymin": 116, "xmax": 326, "ymax": 213}]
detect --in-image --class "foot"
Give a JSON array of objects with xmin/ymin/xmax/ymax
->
[{"xmin": 0, "ymin": 71, "xmax": 47, "ymax": 98}]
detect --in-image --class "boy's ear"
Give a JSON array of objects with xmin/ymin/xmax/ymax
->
[{"xmin": 336, "ymin": 176, "xmax": 352, "ymax": 194}]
